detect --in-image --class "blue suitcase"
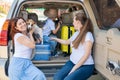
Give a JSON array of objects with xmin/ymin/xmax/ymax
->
[{"xmin": 32, "ymin": 43, "xmax": 51, "ymax": 60}]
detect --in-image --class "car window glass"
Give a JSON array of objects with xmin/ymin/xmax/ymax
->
[
  {"xmin": 26, "ymin": 8, "xmax": 47, "ymax": 21},
  {"xmin": 93, "ymin": 0, "xmax": 120, "ymax": 30}
]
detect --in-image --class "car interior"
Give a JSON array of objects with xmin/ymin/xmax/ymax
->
[{"xmin": 17, "ymin": 2, "xmax": 87, "ymax": 61}]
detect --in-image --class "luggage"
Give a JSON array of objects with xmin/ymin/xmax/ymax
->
[
  {"xmin": 32, "ymin": 43, "xmax": 51, "ymax": 60},
  {"xmin": 61, "ymin": 26, "xmax": 75, "ymax": 54}
]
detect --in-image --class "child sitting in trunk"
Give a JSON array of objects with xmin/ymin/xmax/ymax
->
[{"xmin": 43, "ymin": 8, "xmax": 61, "ymax": 56}]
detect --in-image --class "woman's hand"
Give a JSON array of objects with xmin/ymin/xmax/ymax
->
[
  {"xmin": 68, "ymin": 71, "xmax": 72, "ymax": 75},
  {"xmin": 68, "ymin": 68, "xmax": 75, "ymax": 75},
  {"xmin": 35, "ymin": 38, "xmax": 42, "ymax": 43}
]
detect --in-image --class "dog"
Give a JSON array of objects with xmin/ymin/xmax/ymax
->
[{"xmin": 27, "ymin": 19, "xmax": 43, "ymax": 44}]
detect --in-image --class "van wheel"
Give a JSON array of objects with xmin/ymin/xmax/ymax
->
[{"xmin": 4, "ymin": 40, "xmax": 14, "ymax": 76}]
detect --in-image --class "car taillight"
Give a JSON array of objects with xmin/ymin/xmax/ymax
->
[{"xmin": 0, "ymin": 20, "xmax": 10, "ymax": 46}]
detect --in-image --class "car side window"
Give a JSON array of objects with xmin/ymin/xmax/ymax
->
[{"xmin": 91, "ymin": 0, "xmax": 120, "ymax": 30}]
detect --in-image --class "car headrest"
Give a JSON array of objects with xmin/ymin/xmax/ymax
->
[
  {"xmin": 71, "ymin": 10, "xmax": 84, "ymax": 19},
  {"xmin": 61, "ymin": 13, "xmax": 73, "ymax": 25},
  {"xmin": 19, "ymin": 10, "xmax": 28, "ymax": 21},
  {"xmin": 61, "ymin": 10, "xmax": 84, "ymax": 25}
]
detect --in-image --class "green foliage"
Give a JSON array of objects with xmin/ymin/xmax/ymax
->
[{"xmin": 0, "ymin": 6, "xmax": 7, "ymax": 14}]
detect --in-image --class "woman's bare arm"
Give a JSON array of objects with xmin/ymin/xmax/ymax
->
[
  {"xmin": 17, "ymin": 35, "xmax": 35, "ymax": 49},
  {"xmin": 51, "ymin": 37, "xmax": 71, "ymax": 45},
  {"xmin": 17, "ymin": 28, "xmax": 35, "ymax": 49}
]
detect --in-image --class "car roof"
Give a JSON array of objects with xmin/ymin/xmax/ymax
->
[{"xmin": 7, "ymin": 0, "xmax": 85, "ymax": 19}]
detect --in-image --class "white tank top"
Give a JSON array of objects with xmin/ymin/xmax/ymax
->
[{"xmin": 13, "ymin": 33, "xmax": 32, "ymax": 59}]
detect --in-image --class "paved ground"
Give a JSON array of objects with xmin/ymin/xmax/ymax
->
[
  {"xmin": 0, "ymin": 66, "xmax": 9, "ymax": 80},
  {"xmin": 0, "ymin": 66, "xmax": 105, "ymax": 80},
  {"xmin": 0, "ymin": 59, "xmax": 8, "ymax": 80}
]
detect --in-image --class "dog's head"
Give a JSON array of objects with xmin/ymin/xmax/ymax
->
[{"xmin": 27, "ymin": 19, "xmax": 35, "ymax": 29}]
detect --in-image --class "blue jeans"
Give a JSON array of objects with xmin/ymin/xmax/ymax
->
[
  {"xmin": 54, "ymin": 60, "xmax": 94, "ymax": 80},
  {"xmin": 43, "ymin": 35, "xmax": 57, "ymax": 55}
]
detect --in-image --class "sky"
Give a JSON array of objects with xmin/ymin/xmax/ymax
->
[{"xmin": 0, "ymin": 0, "xmax": 14, "ymax": 3}]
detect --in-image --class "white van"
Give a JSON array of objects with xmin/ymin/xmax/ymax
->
[{"xmin": 0, "ymin": 0, "xmax": 120, "ymax": 80}]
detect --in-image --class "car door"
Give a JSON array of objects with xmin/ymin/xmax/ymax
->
[{"xmin": 91, "ymin": 0, "xmax": 120, "ymax": 80}]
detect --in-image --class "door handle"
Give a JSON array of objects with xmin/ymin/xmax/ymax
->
[{"xmin": 106, "ymin": 37, "xmax": 112, "ymax": 45}]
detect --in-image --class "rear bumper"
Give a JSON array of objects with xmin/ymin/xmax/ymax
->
[{"xmin": 0, "ymin": 46, "xmax": 7, "ymax": 58}]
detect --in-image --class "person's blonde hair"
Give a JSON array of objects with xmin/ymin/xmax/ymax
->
[{"xmin": 72, "ymin": 13, "xmax": 93, "ymax": 49}]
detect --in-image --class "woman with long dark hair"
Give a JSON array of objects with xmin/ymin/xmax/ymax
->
[
  {"xmin": 8, "ymin": 17, "xmax": 46, "ymax": 80},
  {"xmin": 52, "ymin": 13, "xmax": 94, "ymax": 80}
]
